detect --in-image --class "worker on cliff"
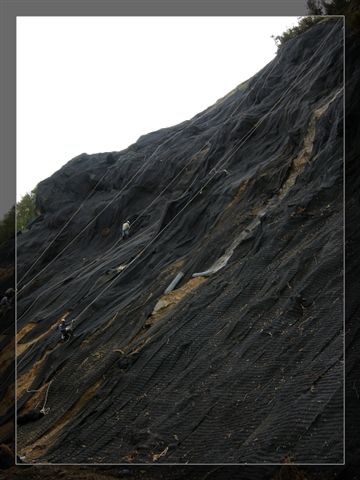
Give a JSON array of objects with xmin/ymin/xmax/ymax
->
[
  {"xmin": 5, "ymin": 288, "xmax": 15, "ymax": 299},
  {"xmin": 0, "ymin": 288, "xmax": 15, "ymax": 310},
  {"xmin": 122, "ymin": 220, "xmax": 131, "ymax": 239},
  {"xmin": 0, "ymin": 296, "xmax": 9, "ymax": 307},
  {"xmin": 58, "ymin": 318, "xmax": 73, "ymax": 342}
]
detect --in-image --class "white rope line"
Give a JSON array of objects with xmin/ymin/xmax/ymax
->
[
  {"xmin": 17, "ymin": 40, "xmax": 287, "ymax": 299},
  {"xmin": 18, "ymin": 20, "xmax": 340, "ymax": 327},
  {"xmin": 17, "ymin": 143, "xmax": 210, "ymax": 318},
  {"xmin": 24, "ymin": 19, "xmax": 342, "ymax": 326},
  {"xmin": 16, "ymin": 52, "xmax": 299, "ymax": 315},
  {"xmin": 40, "ymin": 380, "xmax": 53, "ymax": 415},
  {"xmin": 18, "ymin": 168, "xmax": 114, "ymax": 286},
  {"xmin": 17, "ymin": 128, "xmax": 187, "ymax": 296},
  {"xmin": 18, "ymin": 142, "xmax": 217, "ymax": 320},
  {"xmin": 16, "ymin": 224, "xmax": 155, "ymax": 322},
  {"xmin": 17, "ymin": 143, "xmax": 213, "ymax": 320},
  {"xmin": 70, "ymin": 20, "xmax": 341, "ymax": 326},
  {"xmin": 15, "ymin": 39, "xmax": 291, "ymax": 311},
  {"xmin": 210, "ymin": 22, "xmax": 341, "ymax": 175},
  {"xmin": 17, "ymin": 163, "xmax": 149, "ymax": 295}
]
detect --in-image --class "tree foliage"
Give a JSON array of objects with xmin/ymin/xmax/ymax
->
[
  {"xmin": 307, "ymin": 0, "xmax": 351, "ymax": 15},
  {"xmin": 273, "ymin": 16, "xmax": 324, "ymax": 48},
  {"xmin": 307, "ymin": 0, "xmax": 360, "ymax": 32},
  {"xmin": 0, "ymin": 189, "xmax": 39, "ymax": 245},
  {"xmin": 273, "ymin": 0, "xmax": 358, "ymax": 49},
  {"xmin": 16, "ymin": 189, "xmax": 37, "ymax": 231}
]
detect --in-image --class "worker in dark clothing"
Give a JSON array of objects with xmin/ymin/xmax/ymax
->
[
  {"xmin": 0, "ymin": 296, "xmax": 9, "ymax": 307},
  {"xmin": 122, "ymin": 220, "xmax": 130, "ymax": 239},
  {"xmin": 5, "ymin": 288, "xmax": 15, "ymax": 298},
  {"xmin": 3, "ymin": 288, "xmax": 15, "ymax": 306},
  {"xmin": 58, "ymin": 318, "xmax": 73, "ymax": 342}
]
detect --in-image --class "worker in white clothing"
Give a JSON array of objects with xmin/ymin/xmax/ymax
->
[{"xmin": 122, "ymin": 220, "xmax": 130, "ymax": 239}]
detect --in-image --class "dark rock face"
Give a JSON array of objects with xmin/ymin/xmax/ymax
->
[
  {"xmin": 16, "ymin": 20, "xmax": 344, "ymax": 464},
  {"xmin": 0, "ymin": 444, "xmax": 14, "ymax": 469},
  {"xmin": 17, "ymin": 410, "xmax": 44, "ymax": 426}
]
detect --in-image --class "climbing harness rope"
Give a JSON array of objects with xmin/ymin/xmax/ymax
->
[{"xmin": 39, "ymin": 380, "xmax": 53, "ymax": 415}]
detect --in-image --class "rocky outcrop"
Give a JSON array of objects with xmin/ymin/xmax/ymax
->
[{"xmin": 15, "ymin": 19, "xmax": 344, "ymax": 464}]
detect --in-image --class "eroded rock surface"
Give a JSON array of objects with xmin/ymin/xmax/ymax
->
[{"xmin": 16, "ymin": 19, "xmax": 345, "ymax": 464}]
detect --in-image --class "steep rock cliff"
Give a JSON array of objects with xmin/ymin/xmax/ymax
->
[{"xmin": 16, "ymin": 19, "xmax": 344, "ymax": 464}]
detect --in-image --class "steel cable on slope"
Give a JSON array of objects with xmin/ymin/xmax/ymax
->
[
  {"xmin": 17, "ymin": 19, "xmax": 340, "ymax": 331},
  {"xmin": 100, "ymin": 58, "xmax": 290, "ymax": 256},
  {"xmin": 226, "ymin": 55, "xmax": 282, "ymax": 121},
  {"xmin": 16, "ymin": 224, "xmax": 155, "ymax": 322},
  {"xmin": 17, "ymin": 141, "xmax": 210, "ymax": 321},
  {"xmin": 17, "ymin": 144, "xmax": 208, "ymax": 322},
  {"xmin": 21, "ymin": 18, "xmax": 340, "ymax": 327},
  {"xmin": 15, "ymin": 41, "xmax": 311, "ymax": 321},
  {"xmin": 17, "ymin": 127, "xmax": 190, "ymax": 296},
  {"xmin": 55, "ymin": 70, "xmax": 339, "ymax": 318},
  {"xmin": 17, "ymin": 37, "xmax": 290, "ymax": 301},
  {"xmin": 70, "ymin": 20, "xmax": 341, "ymax": 328},
  {"xmin": 69, "ymin": 29, "xmax": 339, "ymax": 279},
  {"xmin": 17, "ymin": 145, "xmax": 209, "ymax": 321},
  {"xmin": 208, "ymin": 22, "xmax": 343, "ymax": 181},
  {"xmin": 17, "ymin": 168, "xmax": 115, "ymax": 286},
  {"xmin": 16, "ymin": 85, "xmax": 247, "ymax": 319}
]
